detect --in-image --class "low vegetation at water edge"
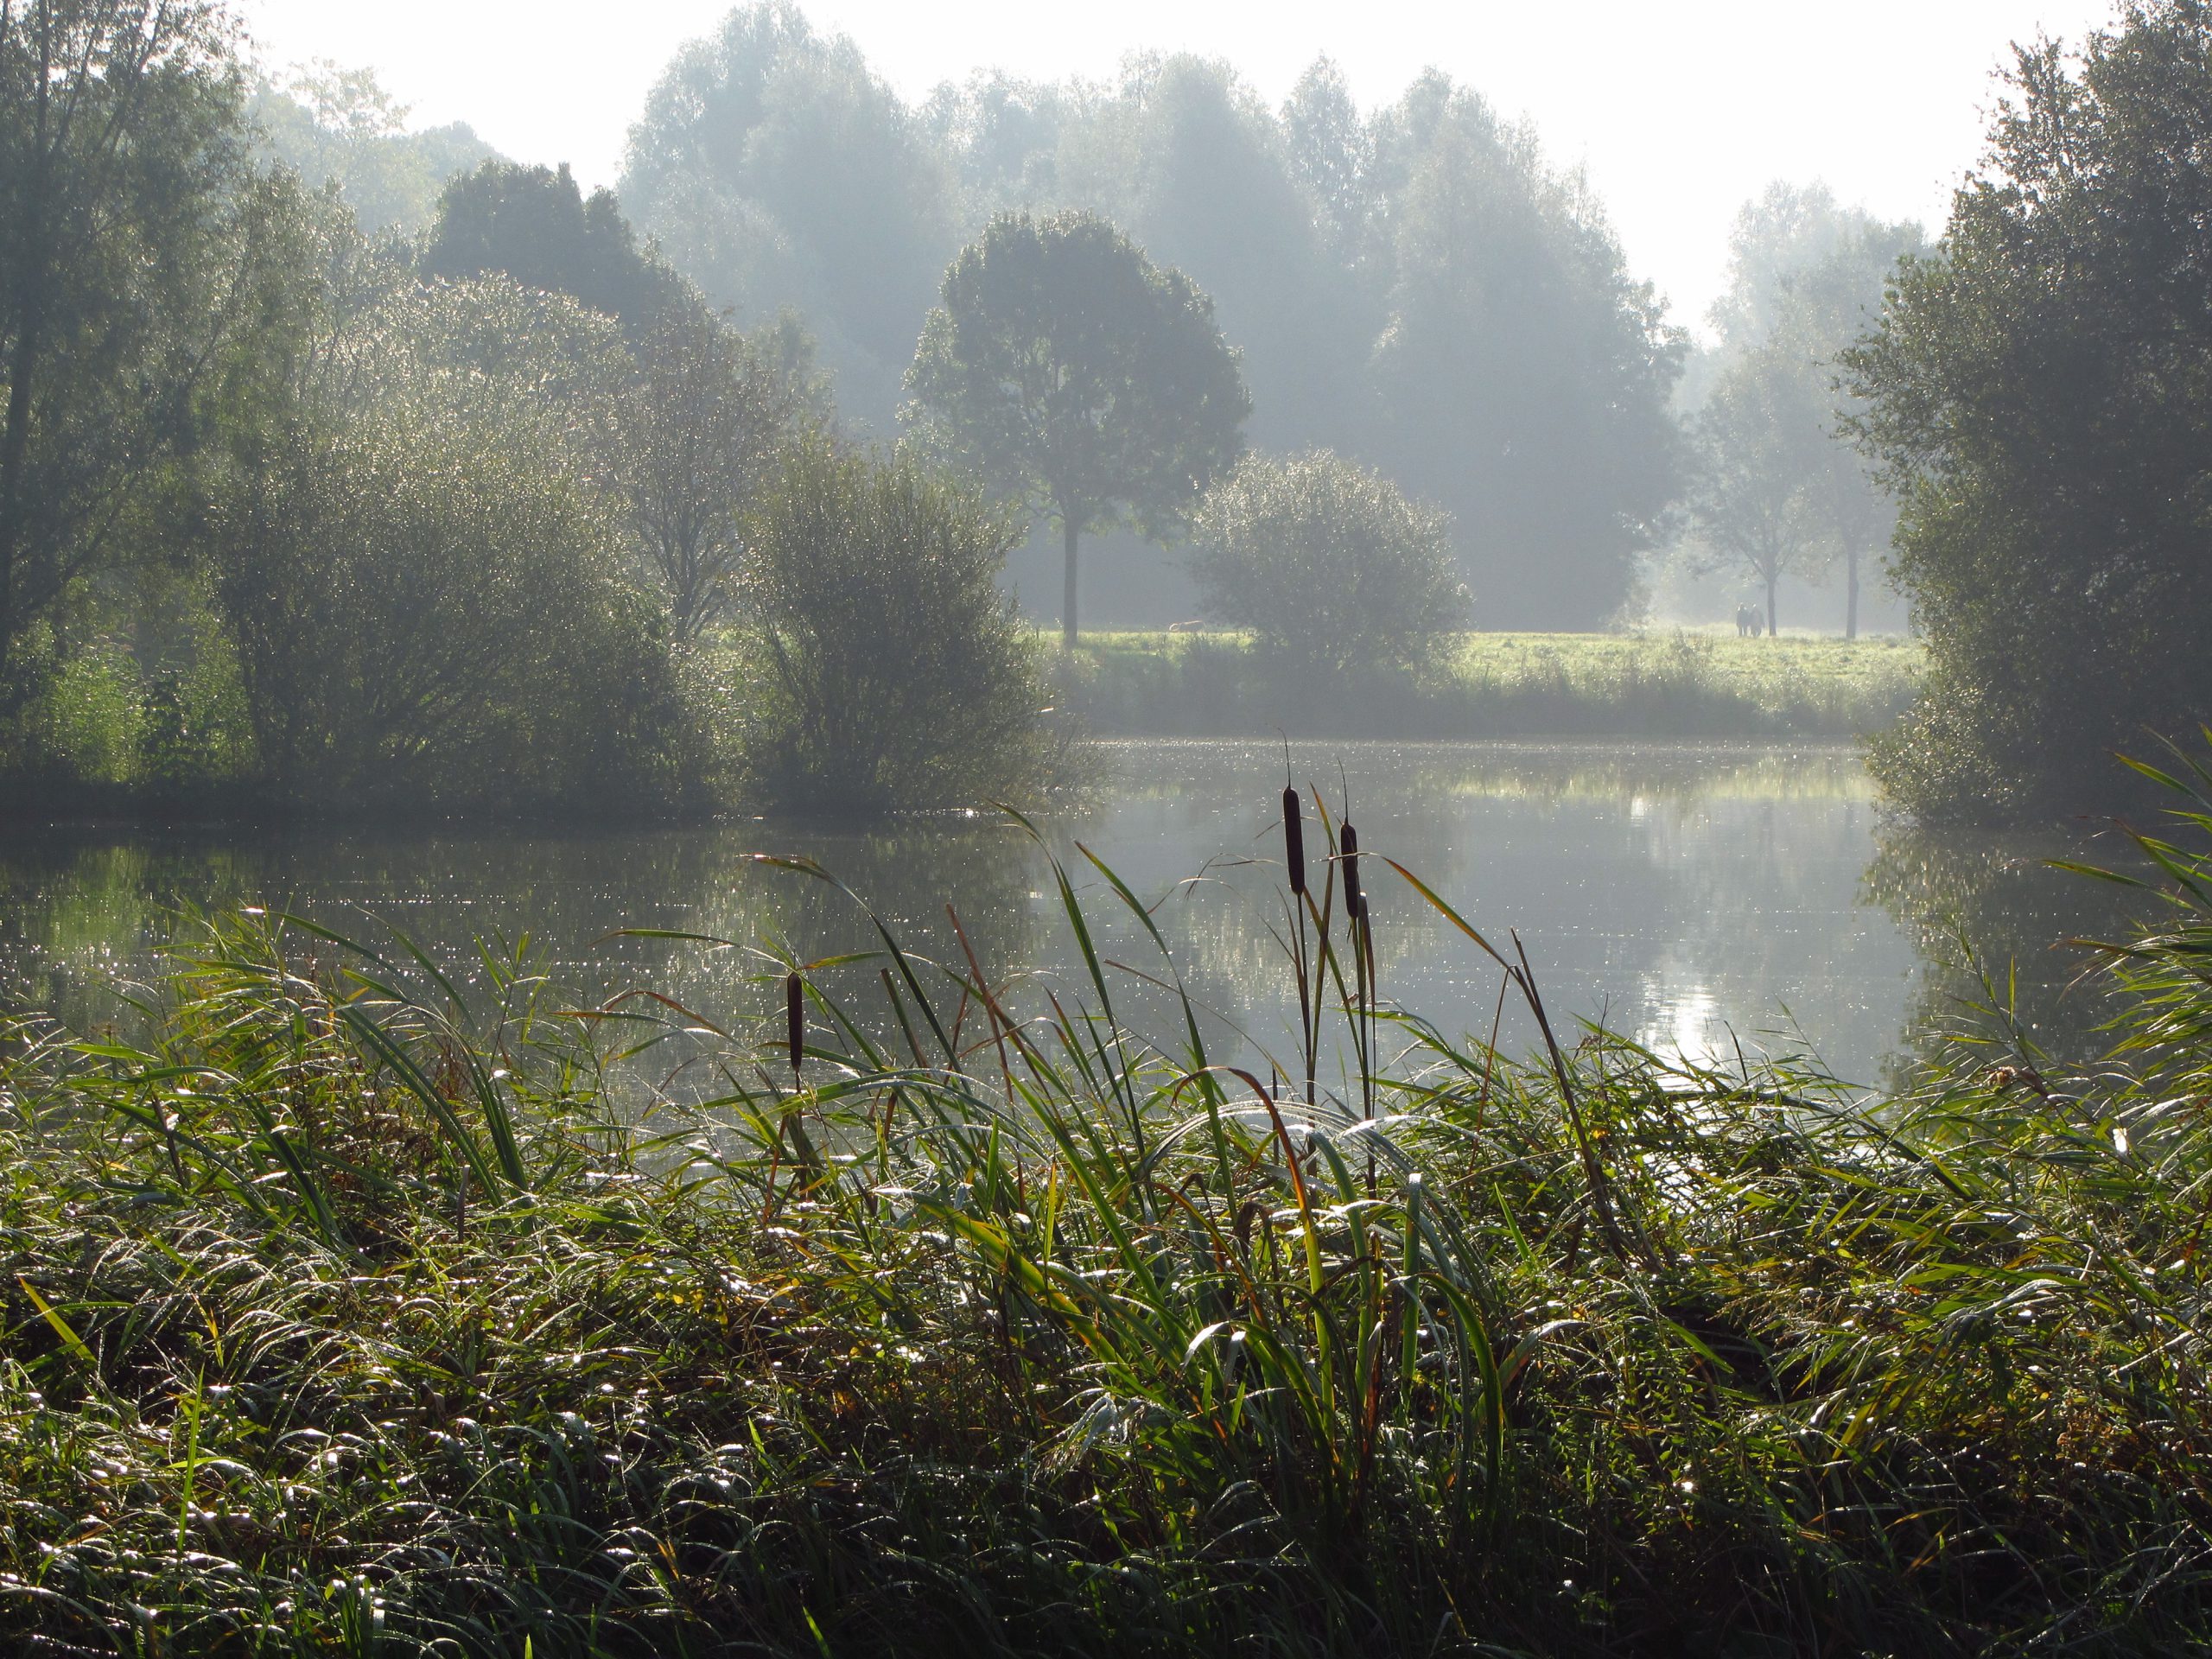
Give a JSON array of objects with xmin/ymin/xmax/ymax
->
[
  {"xmin": 1066, "ymin": 628, "xmax": 1923, "ymax": 739},
  {"xmin": 2, "ymin": 758, "xmax": 2209, "ymax": 1655}
]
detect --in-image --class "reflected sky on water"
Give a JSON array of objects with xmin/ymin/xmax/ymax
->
[{"xmin": 0, "ymin": 740, "xmax": 2137, "ymax": 1089}]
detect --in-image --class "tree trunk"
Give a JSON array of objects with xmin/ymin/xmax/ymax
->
[
  {"xmin": 1061, "ymin": 517, "xmax": 1079, "ymax": 651},
  {"xmin": 1845, "ymin": 543, "xmax": 1860, "ymax": 641},
  {"xmin": 1764, "ymin": 575, "xmax": 1778, "ymax": 639}
]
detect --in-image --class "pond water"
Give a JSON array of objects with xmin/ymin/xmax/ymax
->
[{"xmin": 0, "ymin": 740, "xmax": 2138, "ymax": 1090}]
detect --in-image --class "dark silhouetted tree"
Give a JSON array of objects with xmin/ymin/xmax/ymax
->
[
  {"xmin": 423, "ymin": 160, "xmax": 685, "ymax": 331},
  {"xmin": 1850, "ymin": 0, "xmax": 2212, "ymax": 821}
]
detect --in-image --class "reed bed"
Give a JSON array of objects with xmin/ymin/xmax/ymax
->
[
  {"xmin": 0, "ymin": 761, "xmax": 2205, "ymax": 1656},
  {"xmin": 1068, "ymin": 629, "xmax": 1922, "ymax": 739}
]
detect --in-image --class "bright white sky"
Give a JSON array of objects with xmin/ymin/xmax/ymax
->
[{"xmin": 232, "ymin": 0, "xmax": 2119, "ymax": 334}]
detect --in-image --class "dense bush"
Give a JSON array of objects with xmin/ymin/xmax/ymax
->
[
  {"xmin": 1189, "ymin": 450, "xmax": 1469, "ymax": 675},
  {"xmin": 743, "ymin": 439, "xmax": 1060, "ymax": 809},
  {"xmin": 210, "ymin": 279, "xmax": 686, "ymax": 812},
  {"xmin": 1849, "ymin": 0, "xmax": 2212, "ymax": 823}
]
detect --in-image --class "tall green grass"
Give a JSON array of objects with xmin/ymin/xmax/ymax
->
[{"xmin": 0, "ymin": 760, "xmax": 2207, "ymax": 1654}]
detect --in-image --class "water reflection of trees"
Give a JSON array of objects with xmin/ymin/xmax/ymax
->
[
  {"xmin": 1861, "ymin": 817, "xmax": 2148, "ymax": 1081},
  {"xmin": 0, "ymin": 819, "xmax": 1048, "ymax": 1056},
  {"xmin": 8, "ymin": 741, "xmax": 2078, "ymax": 1093},
  {"xmin": 1105, "ymin": 741, "xmax": 1901, "ymax": 1078}
]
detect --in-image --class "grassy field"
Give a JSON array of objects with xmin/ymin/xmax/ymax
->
[
  {"xmin": 3, "ymin": 762, "xmax": 2210, "ymax": 1655},
  {"xmin": 1064, "ymin": 628, "xmax": 1923, "ymax": 740}
]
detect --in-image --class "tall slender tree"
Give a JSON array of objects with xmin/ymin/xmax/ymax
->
[{"xmin": 1688, "ymin": 344, "xmax": 1832, "ymax": 636}]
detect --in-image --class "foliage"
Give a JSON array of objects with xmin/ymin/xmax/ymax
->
[
  {"xmin": 10, "ymin": 760, "xmax": 2212, "ymax": 1650},
  {"xmin": 423, "ymin": 160, "xmax": 690, "ymax": 333},
  {"xmin": 1363, "ymin": 79, "xmax": 1686, "ymax": 627},
  {"xmin": 631, "ymin": 24, "xmax": 1681, "ymax": 627},
  {"xmin": 621, "ymin": 1, "xmax": 957, "ymax": 423},
  {"xmin": 0, "ymin": 0, "xmax": 273, "ymax": 716},
  {"xmin": 613, "ymin": 303, "xmax": 810, "ymax": 640},
  {"xmin": 1848, "ymin": 1, "xmax": 2212, "ymax": 823},
  {"xmin": 1188, "ymin": 449, "xmax": 1467, "ymax": 676},
  {"xmin": 248, "ymin": 62, "xmax": 499, "ymax": 238},
  {"xmin": 207, "ymin": 277, "xmax": 684, "ymax": 811},
  {"xmin": 1689, "ymin": 182, "xmax": 1923, "ymax": 639},
  {"xmin": 741, "ymin": 438, "xmax": 1060, "ymax": 809},
  {"xmin": 905, "ymin": 210, "xmax": 1249, "ymax": 646}
]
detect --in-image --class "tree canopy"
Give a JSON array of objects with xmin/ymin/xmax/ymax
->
[
  {"xmin": 0, "ymin": 0, "xmax": 271, "ymax": 712},
  {"xmin": 423, "ymin": 161, "xmax": 688, "ymax": 333},
  {"xmin": 1849, "ymin": 0, "xmax": 2212, "ymax": 821},
  {"xmin": 1688, "ymin": 182, "xmax": 1922, "ymax": 638},
  {"xmin": 904, "ymin": 210, "xmax": 1249, "ymax": 647},
  {"xmin": 248, "ymin": 62, "xmax": 497, "ymax": 238}
]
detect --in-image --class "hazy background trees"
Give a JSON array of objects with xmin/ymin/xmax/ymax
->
[
  {"xmin": 248, "ymin": 62, "xmax": 496, "ymax": 238},
  {"xmin": 624, "ymin": 5, "xmax": 1686, "ymax": 629},
  {"xmin": 1669, "ymin": 182, "xmax": 1923, "ymax": 637},
  {"xmin": 620, "ymin": 3, "xmax": 956, "ymax": 432}
]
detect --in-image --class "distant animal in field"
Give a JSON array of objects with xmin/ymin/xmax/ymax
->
[{"xmin": 1733, "ymin": 603, "xmax": 1764, "ymax": 638}]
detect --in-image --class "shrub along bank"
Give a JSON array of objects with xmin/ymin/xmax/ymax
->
[{"xmin": 0, "ymin": 758, "xmax": 2205, "ymax": 1656}]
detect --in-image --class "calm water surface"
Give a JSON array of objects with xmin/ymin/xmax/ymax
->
[{"xmin": 0, "ymin": 740, "xmax": 2131, "ymax": 1086}]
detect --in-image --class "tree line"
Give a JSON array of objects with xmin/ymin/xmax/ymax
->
[{"xmin": 15, "ymin": 0, "xmax": 2212, "ymax": 824}]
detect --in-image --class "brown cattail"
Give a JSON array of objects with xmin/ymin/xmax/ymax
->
[
  {"xmin": 1282, "ymin": 785, "xmax": 1306, "ymax": 896},
  {"xmin": 785, "ymin": 970, "xmax": 804, "ymax": 1077},
  {"xmin": 1340, "ymin": 822, "xmax": 1364, "ymax": 920}
]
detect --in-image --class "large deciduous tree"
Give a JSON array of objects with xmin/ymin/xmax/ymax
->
[
  {"xmin": 904, "ymin": 210, "xmax": 1248, "ymax": 647},
  {"xmin": 1848, "ymin": 0, "xmax": 2212, "ymax": 822},
  {"xmin": 0, "ymin": 0, "xmax": 265, "ymax": 710}
]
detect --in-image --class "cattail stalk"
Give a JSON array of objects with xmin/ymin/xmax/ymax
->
[
  {"xmin": 786, "ymin": 970, "xmax": 804, "ymax": 1077},
  {"xmin": 1283, "ymin": 785, "xmax": 1306, "ymax": 896}
]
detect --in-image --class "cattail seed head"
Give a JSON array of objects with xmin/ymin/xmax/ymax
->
[
  {"xmin": 1341, "ymin": 822, "xmax": 1364, "ymax": 920},
  {"xmin": 785, "ymin": 971, "xmax": 804, "ymax": 1077},
  {"xmin": 1282, "ymin": 785, "xmax": 1306, "ymax": 896}
]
